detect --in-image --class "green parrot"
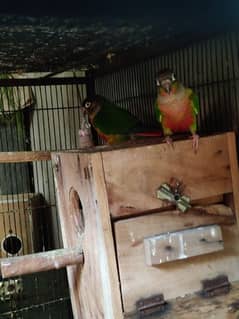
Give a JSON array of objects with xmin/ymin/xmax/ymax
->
[
  {"xmin": 155, "ymin": 69, "xmax": 199, "ymax": 151},
  {"xmin": 82, "ymin": 95, "xmax": 162, "ymax": 145}
]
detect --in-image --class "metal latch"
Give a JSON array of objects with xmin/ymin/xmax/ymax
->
[
  {"xmin": 200, "ymin": 274, "xmax": 231, "ymax": 298},
  {"xmin": 136, "ymin": 294, "xmax": 168, "ymax": 317},
  {"xmin": 156, "ymin": 178, "xmax": 191, "ymax": 212}
]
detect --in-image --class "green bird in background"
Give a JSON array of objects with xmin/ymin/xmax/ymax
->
[
  {"xmin": 82, "ymin": 95, "xmax": 162, "ymax": 145},
  {"xmin": 155, "ymin": 69, "xmax": 199, "ymax": 151}
]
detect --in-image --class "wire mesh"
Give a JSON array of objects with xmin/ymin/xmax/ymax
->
[{"xmin": 0, "ymin": 76, "xmax": 87, "ymax": 318}]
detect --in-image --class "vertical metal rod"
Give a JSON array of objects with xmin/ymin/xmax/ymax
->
[
  {"xmin": 49, "ymin": 85, "xmax": 58, "ymax": 150},
  {"xmin": 60, "ymin": 84, "xmax": 68, "ymax": 149},
  {"xmin": 65, "ymin": 85, "xmax": 73, "ymax": 149},
  {"xmin": 43, "ymin": 84, "xmax": 52, "ymax": 150}
]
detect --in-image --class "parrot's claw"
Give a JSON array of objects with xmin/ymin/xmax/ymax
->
[
  {"xmin": 191, "ymin": 134, "xmax": 199, "ymax": 153},
  {"xmin": 164, "ymin": 136, "xmax": 174, "ymax": 149}
]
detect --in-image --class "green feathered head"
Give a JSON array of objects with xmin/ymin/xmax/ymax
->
[{"xmin": 82, "ymin": 95, "xmax": 102, "ymax": 116}]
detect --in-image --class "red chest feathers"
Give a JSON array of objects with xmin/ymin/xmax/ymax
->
[{"xmin": 159, "ymin": 95, "xmax": 194, "ymax": 132}]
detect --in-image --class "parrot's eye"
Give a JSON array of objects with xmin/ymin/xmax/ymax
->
[{"xmin": 85, "ymin": 101, "xmax": 91, "ymax": 108}]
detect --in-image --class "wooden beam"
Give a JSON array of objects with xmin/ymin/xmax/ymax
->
[
  {"xmin": 0, "ymin": 151, "xmax": 51, "ymax": 163},
  {"xmin": 0, "ymin": 247, "xmax": 83, "ymax": 278},
  {"xmin": 227, "ymin": 132, "xmax": 239, "ymax": 224},
  {"xmin": 91, "ymin": 153, "xmax": 124, "ymax": 319}
]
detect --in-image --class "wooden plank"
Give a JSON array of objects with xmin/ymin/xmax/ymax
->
[
  {"xmin": 114, "ymin": 209, "xmax": 239, "ymax": 314},
  {"xmin": 227, "ymin": 132, "xmax": 239, "ymax": 223},
  {"xmin": 144, "ymin": 224, "xmax": 224, "ymax": 266},
  {"xmin": 0, "ymin": 151, "xmax": 51, "ymax": 163},
  {"xmin": 0, "ymin": 247, "xmax": 83, "ymax": 278},
  {"xmin": 102, "ymin": 133, "xmax": 233, "ymax": 218},
  {"xmin": 52, "ymin": 153, "xmax": 84, "ymax": 318},
  {"xmin": 52, "ymin": 152, "xmax": 123, "ymax": 319},
  {"xmin": 125, "ymin": 281, "xmax": 239, "ymax": 319},
  {"xmin": 90, "ymin": 153, "xmax": 124, "ymax": 319}
]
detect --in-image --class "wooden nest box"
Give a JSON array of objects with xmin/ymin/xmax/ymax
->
[{"xmin": 52, "ymin": 132, "xmax": 239, "ymax": 319}]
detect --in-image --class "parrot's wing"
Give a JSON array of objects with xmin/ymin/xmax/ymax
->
[
  {"xmin": 189, "ymin": 90, "xmax": 199, "ymax": 115},
  {"xmin": 93, "ymin": 98, "xmax": 140, "ymax": 135},
  {"xmin": 154, "ymin": 99, "xmax": 162, "ymax": 123}
]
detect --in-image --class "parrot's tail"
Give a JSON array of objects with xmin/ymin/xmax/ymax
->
[{"xmin": 133, "ymin": 131, "xmax": 162, "ymax": 137}]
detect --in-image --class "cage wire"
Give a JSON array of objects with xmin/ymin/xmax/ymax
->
[{"xmin": 0, "ymin": 76, "xmax": 87, "ymax": 318}]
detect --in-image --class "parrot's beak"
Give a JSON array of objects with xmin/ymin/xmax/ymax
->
[{"xmin": 164, "ymin": 82, "xmax": 172, "ymax": 94}]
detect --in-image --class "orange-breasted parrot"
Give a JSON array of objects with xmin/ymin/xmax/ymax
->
[
  {"xmin": 82, "ymin": 95, "xmax": 162, "ymax": 145},
  {"xmin": 155, "ymin": 69, "xmax": 199, "ymax": 151}
]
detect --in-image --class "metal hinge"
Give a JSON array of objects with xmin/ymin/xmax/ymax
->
[
  {"xmin": 136, "ymin": 294, "xmax": 168, "ymax": 318},
  {"xmin": 200, "ymin": 274, "xmax": 231, "ymax": 298}
]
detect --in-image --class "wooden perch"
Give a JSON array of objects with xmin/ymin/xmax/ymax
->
[
  {"xmin": 0, "ymin": 151, "xmax": 51, "ymax": 163},
  {"xmin": 0, "ymin": 247, "xmax": 83, "ymax": 278}
]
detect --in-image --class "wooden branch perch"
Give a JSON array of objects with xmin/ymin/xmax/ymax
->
[
  {"xmin": 0, "ymin": 151, "xmax": 51, "ymax": 163},
  {"xmin": 0, "ymin": 247, "xmax": 84, "ymax": 278}
]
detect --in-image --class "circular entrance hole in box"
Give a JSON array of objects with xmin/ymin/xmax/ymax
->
[{"xmin": 2, "ymin": 233, "xmax": 22, "ymax": 255}]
